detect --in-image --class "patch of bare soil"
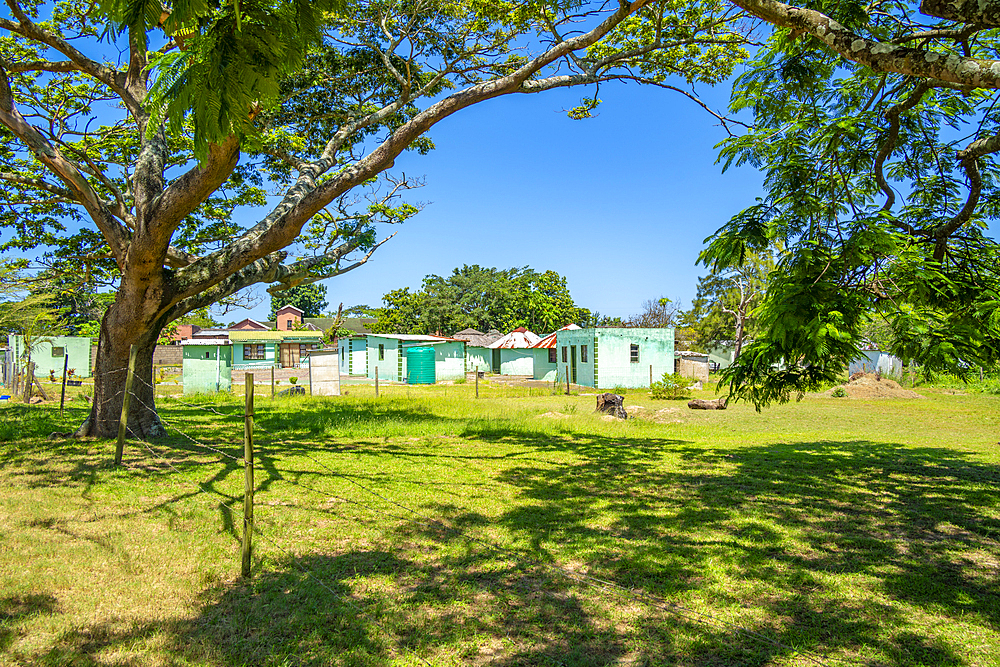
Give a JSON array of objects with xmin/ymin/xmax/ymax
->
[
  {"xmin": 824, "ymin": 373, "xmax": 925, "ymax": 399},
  {"xmin": 628, "ymin": 405, "xmax": 684, "ymax": 423},
  {"xmin": 537, "ymin": 411, "xmax": 571, "ymax": 419}
]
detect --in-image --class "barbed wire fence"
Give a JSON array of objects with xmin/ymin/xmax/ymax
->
[{"xmin": 16, "ymin": 358, "xmax": 856, "ymax": 667}]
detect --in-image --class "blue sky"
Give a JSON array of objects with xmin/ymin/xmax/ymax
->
[{"xmin": 239, "ymin": 80, "xmax": 766, "ymax": 324}]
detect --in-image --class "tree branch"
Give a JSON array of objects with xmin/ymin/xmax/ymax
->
[{"xmin": 920, "ymin": 0, "xmax": 1000, "ymax": 28}]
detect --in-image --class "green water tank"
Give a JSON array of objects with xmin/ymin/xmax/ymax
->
[{"xmin": 406, "ymin": 346, "xmax": 435, "ymax": 384}]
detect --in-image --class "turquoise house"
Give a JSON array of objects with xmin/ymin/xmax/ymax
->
[
  {"xmin": 366, "ymin": 334, "xmax": 466, "ymax": 382},
  {"xmin": 555, "ymin": 328, "xmax": 675, "ymax": 388},
  {"xmin": 229, "ymin": 330, "xmax": 278, "ymax": 369},
  {"xmin": 6, "ymin": 335, "xmax": 92, "ymax": 378},
  {"xmin": 181, "ymin": 340, "xmax": 233, "ymax": 394},
  {"xmin": 531, "ymin": 324, "xmax": 581, "ymax": 382}
]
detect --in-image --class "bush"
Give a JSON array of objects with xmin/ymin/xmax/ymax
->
[
  {"xmin": 831, "ymin": 386, "xmax": 847, "ymax": 398},
  {"xmin": 289, "ymin": 377, "xmax": 298, "ymax": 384},
  {"xmin": 649, "ymin": 373, "xmax": 691, "ymax": 400}
]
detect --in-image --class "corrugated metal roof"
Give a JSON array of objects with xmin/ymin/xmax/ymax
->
[
  {"xmin": 181, "ymin": 339, "xmax": 231, "ymax": 345},
  {"xmin": 229, "ymin": 330, "xmax": 324, "ymax": 342},
  {"xmin": 488, "ymin": 329, "xmax": 541, "ymax": 349},
  {"xmin": 530, "ymin": 324, "xmax": 581, "ymax": 349}
]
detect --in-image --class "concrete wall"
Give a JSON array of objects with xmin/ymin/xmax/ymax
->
[
  {"xmin": 556, "ymin": 328, "xmax": 674, "ymax": 388},
  {"xmin": 182, "ymin": 345, "xmax": 233, "ymax": 394},
  {"xmin": 532, "ymin": 348, "xmax": 559, "ymax": 381},
  {"xmin": 8, "ymin": 335, "xmax": 92, "ymax": 378},
  {"xmin": 367, "ymin": 336, "xmax": 402, "ymax": 381},
  {"xmin": 309, "ymin": 350, "xmax": 341, "ymax": 396},
  {"xmin": 708, "ymin": 346, "xmax": 735, "ymax": 370},
  {"xmin": 499, "ymin": 349, "xmax": 534, "ymax": 375},
  {"xmin": 153, "ymin": 345, "xmax": 183, "ymax": 365},
  {"xmin": 434, "ymin": 341, "xmax": 466, "ymax": 380},
  {"xmin": 233, "ymin": 341, "xmax": 277, "ymax": 368},
  {"xmin": 338, "ymin": 337, "xmax": 367, "ymax": 375},
  {"xmin": 466, "ymin": 346, "xmax": 491, "ymax": 375}
]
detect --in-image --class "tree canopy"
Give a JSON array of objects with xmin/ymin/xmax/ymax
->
[
  {"xmin": 705, "ymin": 0, "xmax": 1000, "ymax": 407},
  {"xmin": 370, "ymin": 265, "xmax": 591, "ymax": 335},
  {"xmin": 269, "ymin": 283, "xmax": 328, "ymax": 319}
]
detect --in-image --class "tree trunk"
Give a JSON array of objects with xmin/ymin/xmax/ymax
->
[{"xmin": 78, "ymin": 302, "xmax": 167, "ymax": 439}]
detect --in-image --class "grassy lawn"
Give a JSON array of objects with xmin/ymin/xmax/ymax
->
[{"xmin": 1, "ymin": 382, "xmax": 998, "ymax": 666}]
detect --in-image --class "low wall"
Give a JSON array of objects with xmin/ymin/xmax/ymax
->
[{"xmin": 90, "ymin": 344, "xmax": 183, "ymax": 369}]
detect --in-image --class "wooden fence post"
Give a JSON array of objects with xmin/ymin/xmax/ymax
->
[
  {"xmin": 565, "ymin": 365, "xmax": 570, "ymax": 395},
  {"xmin": 649, "ymin": 365, "xmax": 653, "ymax": 387},
  {"xmin": 115, "ymin": 344, "xmax": 138, "ymax": 466},
  {"xmin": 475, "ymin": 366, "xmax": 479, "ymax": 399},
  {"xmin": 375, "ymin": 366, "xmax": 379, "ymax": 398},
  {"xmin": 271, "ymin": 365, "xmax": 275, "ymax": 398},
  {"xmin": 242, "ymin": 373, "xmax": 255, "ymax": 579},
  {"xmin": 59, "ymin": 354, "xmax": 69, "ymax": 418}
]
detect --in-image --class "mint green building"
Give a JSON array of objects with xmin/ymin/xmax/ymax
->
[
  {"xmin": 365, "ymin": 334, "xmax": 466, "ymax": 382},
  {"xmin": 6, "ymin": 335, "xmax": 92, "ymax": 378},
  {"xmin": 181, "ymin": 341, "xmax": 233, "ymax": 394},
  {"xmin": 554, "ymin": 328, "xmax": 675, "ymax": 388}
]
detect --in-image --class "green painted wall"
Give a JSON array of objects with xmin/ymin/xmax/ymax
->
[
  {"xmin": 182, "ymin": 345, "xmax": 233, "ymax": 394},
  {"xmin": 465, "ymin": 346, "xmax": 491, "ymax": 374},
  {"xmin": 7, "ymin": 335, "xmax": 92, "ymax": 378},
  {"xmin": 233, "ymin": 341, "xmax": 277, "ymax": 368},
  {"xmin": 433, "ymin": 341, "xmax": 466, "ymax": 380},
  {"xmin": 532, "ymin": 349, "xmax": 559, "ymax": 381},
  {"xmin": 367, "ymin": 336, "xmax": 402, "ymax": 381},
  {"xmin": 499, "ymin": 349, "xmax": 533, "ymax": 375},
  {"xmin": 708, "ymin": 346, "xmax": 735, "ymax": 369},
  {"xmin": 556, "ymin": 328, "xmax": 674, "ymax": 388}
]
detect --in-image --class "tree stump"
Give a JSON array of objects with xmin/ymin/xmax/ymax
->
[
  {"xmin": 595, "ymin": 393, "xmax": 628, "ymax": 419},
  {"xmin": 688, "ymin": 397, "xmax": 727, "ymax": 410}
]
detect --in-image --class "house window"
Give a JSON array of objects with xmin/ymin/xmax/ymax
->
[
  {"xmin": 548, "ymin": 348, "xmax": 557, "ymax": 364},
  {"xmin": 630, "ymin": 344, "xmax": 639, "ymax": 363},
  {"xmin": 51, "ymin": 346, "xmax": 65, "ymax": 358},
  {"xmin": 299, "ymin": 343, "xmax": 319, "ymax": 358},
  {"xmin": 562, "ymin": 346, "xmax": 567, "ymax": 363},
  {"xmin": 379, "ymin": 344, "xmax": 385, "ymax": 360},
  {"xmin": 581, "ymin": 345, "xmax": 588, "ymax": 362},
  {"xmin": 243, "ymin": 344, "xmax": 265, "ymax": 360},
  {"xmin": 205, "ymin": 351, "xmax": 211, "ymax": 359}
]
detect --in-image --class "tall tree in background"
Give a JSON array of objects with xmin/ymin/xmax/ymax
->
[
  {"xmin": 706, "ymin": 0, "xmax": 1000, "ymax": 407},
  {"xmin": 0, "ymin": 0, "xmax": 750, "ymax": 436},
  {"xmin": 680, "ymin": 253, "xmax": 772, "ymax": 357},
  {"xmin": 269, "ymin": 283, "xmax": 328, "ymax": 319}
]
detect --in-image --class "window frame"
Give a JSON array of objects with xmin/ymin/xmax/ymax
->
[
  {"xmin": 562, "ymin": 346, "xmax": 567, "ymax": 363},
  {"xmin": 581, "ymin": 345, "xmax": 588, "ymax": 363},
  {"xmin": 548, "ymin": 348, "xmax": 557, "ymax": 364},
  {"xmin": 243, "ymin": 343, "xmax": 265, "ymax": 360},
  {"xmin": 630, "ymin": 344, "xmax": 639, "ymax": 363}
]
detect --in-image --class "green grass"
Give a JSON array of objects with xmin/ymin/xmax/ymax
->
[{"xmin": 1, "ymin": 382, "xmax": 999, "ymax": 666}]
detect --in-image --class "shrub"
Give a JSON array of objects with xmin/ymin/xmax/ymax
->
[
  {"xmin": 289, "ymin": 377, "xmax": 298, "ymax": 384},
  {"xmin": 831, "ymin": 386, "xmax": 847, "ymax": 398},
  {"xmin": 649, "ymin": 373, "xmax": 691, "ymax": 400}
]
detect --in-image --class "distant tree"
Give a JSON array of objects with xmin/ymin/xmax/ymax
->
[
  {"xmin": 342, "ymin": 305, "xmax": 377, "ymax": 318},
  {"xmin": 680, "ymin": 253, "xmax": 773, "ymax": 359},
  {"xmin": 369, "ymin": 288, "xmax": 426, "ymax": 334},
  {"xmin": 626, "ymin": 297, "xmax": 680, "ymax": 328},
  {"xmin": 269, "ymin": 284, "xmax": 329, "ymax": 319}
]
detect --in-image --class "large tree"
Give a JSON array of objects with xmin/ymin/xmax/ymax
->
[
  {"xmin": 706, "ymin": 0, "xmax": 1000, "ymax": 407},
  {"xmin": 268, "ymin": 283, "xmax": 328, "ymax": 319},
  {"xmin": 0, "ymin": 0, "xmax": 749, "ymax": 436}
]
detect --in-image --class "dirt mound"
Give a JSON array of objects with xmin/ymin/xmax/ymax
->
[
  {"xmin": 826, "ymin": 373, "xmax": 924, "ymax": 399},
  {"xmin": 537, "ymin": 411, "xmax": 571, "ymax": 419}
]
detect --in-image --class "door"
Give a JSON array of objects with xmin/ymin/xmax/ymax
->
[
  {"xmin": 570, "ymin": 346, "xmax": 577, "ymax": 384},
  {"xmin": 491, "ymin": 349, "xmax": 501, "ymax": 374}
]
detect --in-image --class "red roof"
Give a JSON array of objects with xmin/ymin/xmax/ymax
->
[{"xmin": 531, "ymin": 324, "xmax": 582, "ymax": 349}]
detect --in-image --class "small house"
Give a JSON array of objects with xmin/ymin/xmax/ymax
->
[
  {"xmin": 181, "ymin": 339, "xmax": 233, "ymax": 394},
  {"xmin": 675, "ymin": 350, "xmax": 710, "ymax": 382},
  {"xmin": 365, "ymin": 334, "xmax": 466, "ymax": 382},
  {"xmin": 6, "ymin": 334, "xmax": 93, "ymax": 378},
  {"xmin": 229, "ymin": 330, "xmax": 325, "ymax": 369},
  {"xmin": 531, "ymin": 324, "xmax": 581, "ymax": 381},
  {"xmin": 849, "ymin": 350, "xmax": 902, "ymax": 376},
  {"xmin": 554, "ymin": 328, "xmax": 675, "ymax": 388},
  {"xmin": 488, "ymin": 328, "xmax": 541, "ymax": 375}
]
